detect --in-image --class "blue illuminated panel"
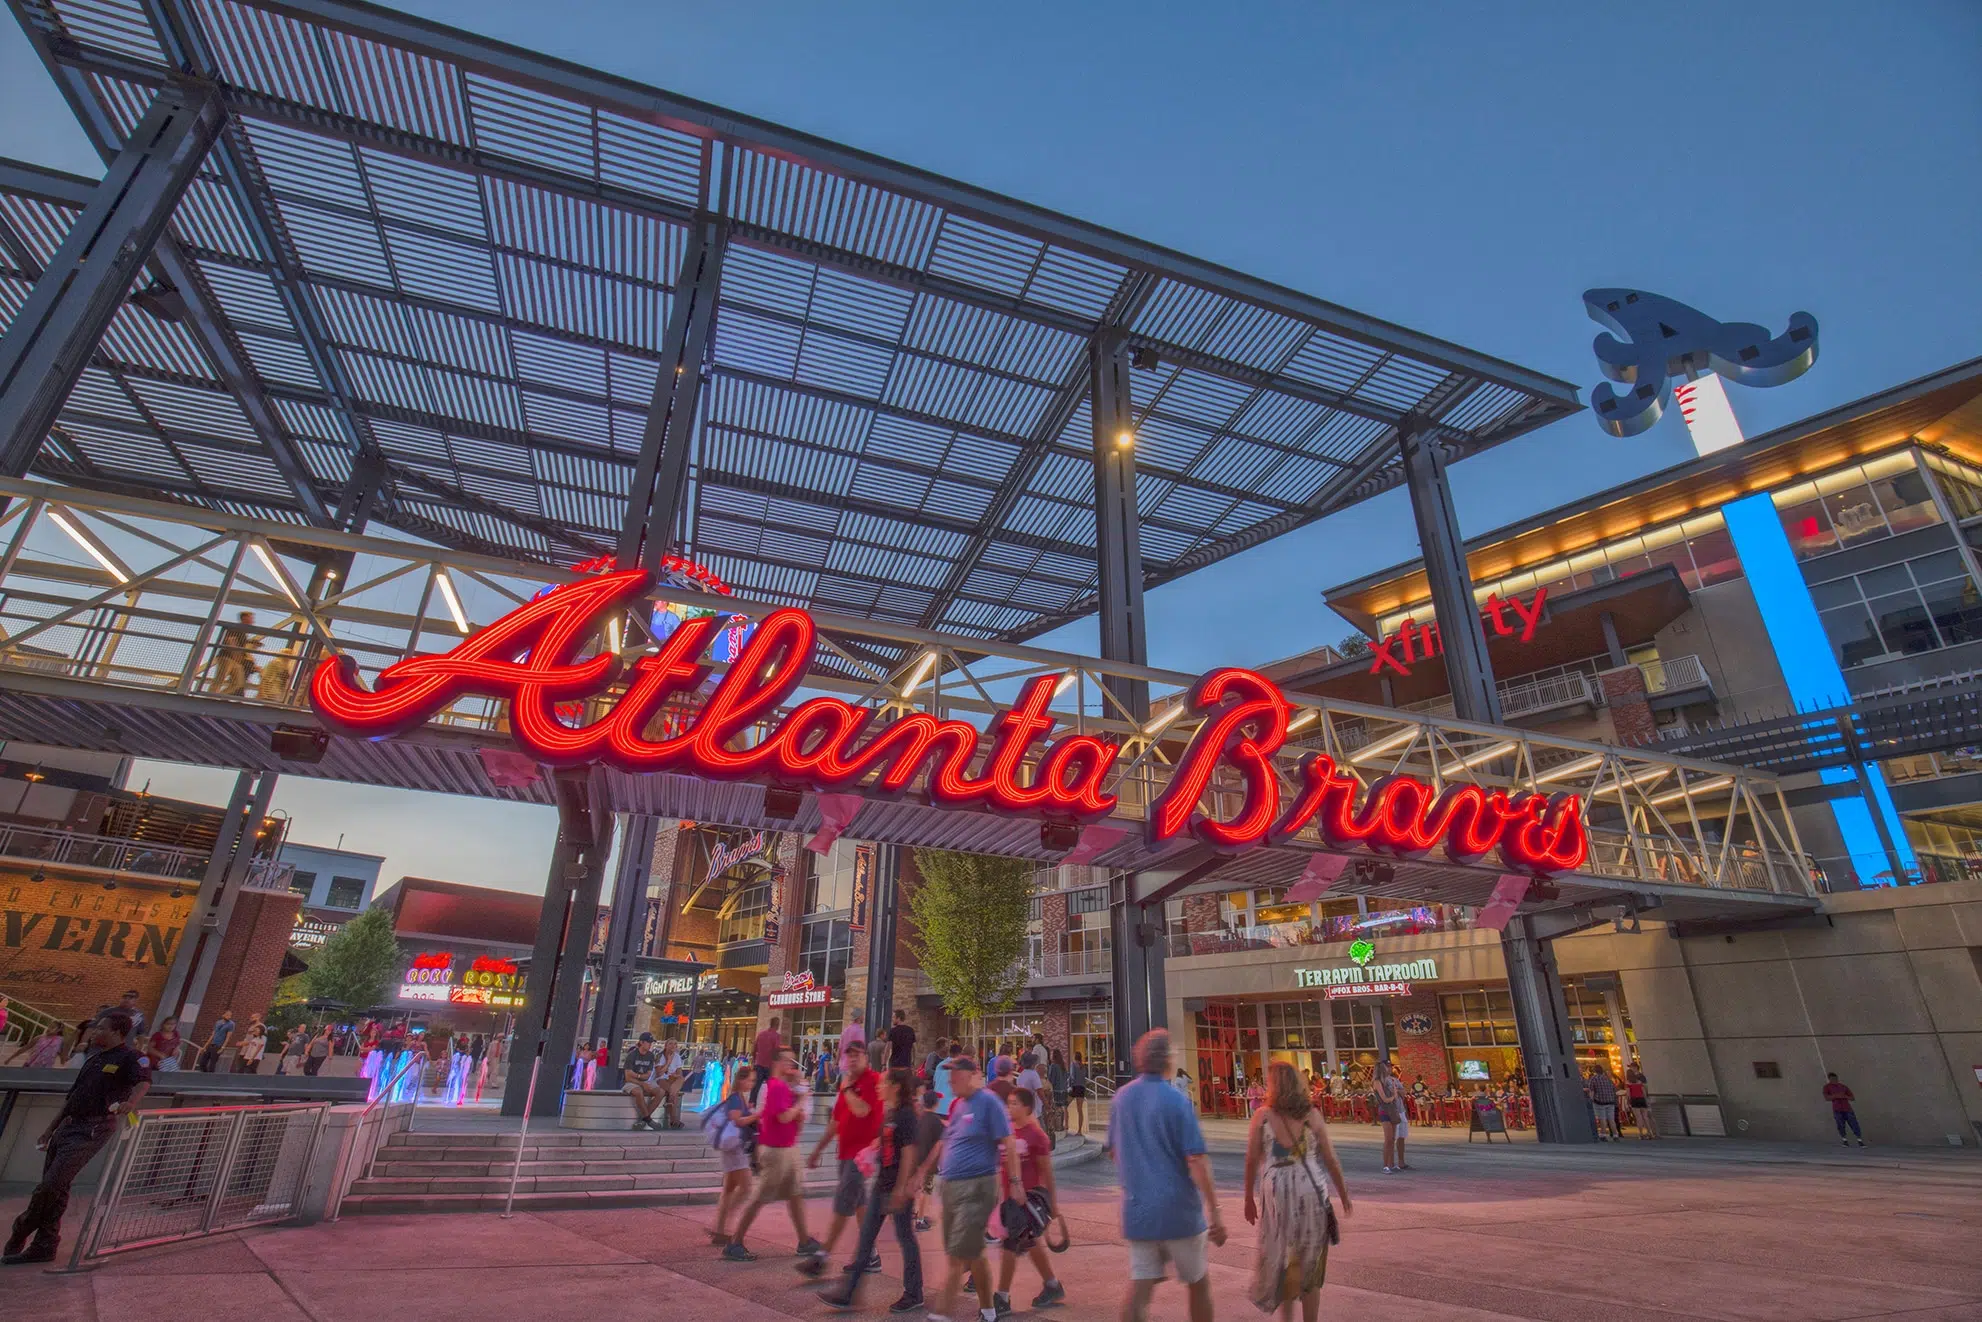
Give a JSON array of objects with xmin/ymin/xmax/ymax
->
[{"xmin": 1720, "ymin": 493, "xmax": 1916, "ymax": 885}]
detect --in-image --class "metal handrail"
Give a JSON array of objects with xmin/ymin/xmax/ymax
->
[
  {"xmin": 0, "ymin": 823, "xmax": 209, "ymax": 880},
  {"xmin": 324, "ymin": 1053, "xmax": 422, "ymax": 1222},
  {"xmin": 1640, "ymin": 653, "xmax": 1710, "ymax": 694}
]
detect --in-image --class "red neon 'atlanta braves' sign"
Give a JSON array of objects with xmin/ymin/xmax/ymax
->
[{"xmin": 309, "ymin": 569, "xmax": 1586, "ymax": 874}]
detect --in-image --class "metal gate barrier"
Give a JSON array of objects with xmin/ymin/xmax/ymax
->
[{"xmin": 63, "ymin": 1103, "xmax": 330, "ymax": 1267}]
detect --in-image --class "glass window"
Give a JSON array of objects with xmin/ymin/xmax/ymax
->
[
  {"xmin": 798, "ymin": 917, "xmax": 854, "ymax": 990},
  {"xmin": 1778, "ymin": 497, "xmax": 1836, "ymax": 558},
  {"xmin": 1819, "ymin": 603, "xmax": 1883, "ymax": 668},
  {"xmin": 1908, "ymin": 550, "xmax": 1967, "ymax": 586},
  {"xmin": 1921, "ymin": 576, "xmax": 1982, "ymax": 647},
  {"xmin": 717, "ymin": 876, "xmax": 771, "ymax": 945},
  {"xmin": 288, "ymin": 869, "xmax": 316, "ymax": 898},
  {"xmin": 1871, "ymin": 466, "xmax": 1939, "ymax": 533},
  {"xmin": 326, "ymin": 876, "xmax": 365, "ymax": 908},
  {"xmin": 1069, "ymin": 1002, "xmax": 1112, "ymax": 1072},
  {"xmin": 1868, "ymin": 591, "xmax": 1939, "ymax": 655},
  {"xmin": 1822, "ymin": 481, "xmax": 1888, "ymax": 547},
  {"xmin": 1686, "ymin": 526, "xmax": 1741, "ymax": 587},
  {"xmin": 806, "ymin": 839, "xmax": 858, "ymax": 915}
]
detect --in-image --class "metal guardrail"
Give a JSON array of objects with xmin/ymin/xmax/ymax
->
[
  {"xmin": 1641, "ymin": 653, "xmax": 1710, "ymax": 695},
  {"xmin": 0, "ymin": 823, "xmax": 209, "ymax": 880},
  {"xmin": 1028, "ymin": 947, "xmax": 1112, "ymax": 979},
  {"xmin": 1499, "ymin": 671, "xmax": 1599, "ymax": 717},
  {"xmin": 63, "ymin": 1102, "xmax": 329, "ymax": 1266}
]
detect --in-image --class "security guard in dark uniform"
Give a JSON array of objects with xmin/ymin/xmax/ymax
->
[{"xmin": 4, "ymin": 1008, "xmax": 149, "ymax": 1265}]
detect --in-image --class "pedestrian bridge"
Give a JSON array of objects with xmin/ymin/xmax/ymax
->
[{"xmin": 0, "ymin": 478, "xmax": 1819, "ymax": 924}]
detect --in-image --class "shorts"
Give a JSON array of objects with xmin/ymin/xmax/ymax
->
[
  {"xmin": 832, "ymin": 1157, "xmax": 868, "ymax": 1217},
  {"xmin": 1128, "ymin": 1233, "xmax": 1209, "ymax": 1284},
  {"xmin": 754, "ymin": 1145, "xmax": 802, "ymax": 1202},
  {"xmin": 940, "ymin": 1173, "xmax": 999, "ymax": 1259},
  {"xmin": 1387, "ymin": 1115, "xmax": 1409, "ymax": 1135},
  {"xmin": 1068, "ymin": 1085, "xmax": 1088, "ymax": 1099}
]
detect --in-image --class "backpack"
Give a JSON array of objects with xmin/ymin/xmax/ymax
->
[
  {"xmin": 703, "ymin": 1102, "xmax": 744, "ymax": 1152},
  {"xmin": 1000, "ymin": 1188, "xmax": 1067, "ymax": 1254}
]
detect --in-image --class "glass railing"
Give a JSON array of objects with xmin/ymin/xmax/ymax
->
[
  {"xmin": 1167, "ymin": 903, "xmax": 1474, "ymax": 957},
  {"xmin": 1028, "ymin": 946, "xmax": 1112, "ymax": 978}
]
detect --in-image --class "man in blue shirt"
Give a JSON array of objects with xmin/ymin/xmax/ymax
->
[
  {"xmin": 1108, "ymin": 1029, "xmax": 1227, "ymax": 1322},
  {"xmin": 926, "ymin": 1056, "xmax": 1019, "ymax": 1322}
]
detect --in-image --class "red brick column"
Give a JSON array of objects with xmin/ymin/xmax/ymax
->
[
  {"xmin": 204, "ymin": 888, "xmax": 303, "ymax": 1031},
  {"xmin": 1388, "ymin": 987, "xmax": 1450, "ymax": 1092},
  {"xmin": 1599, "ymin": 665, "xmax": 1657, "ymax": 747}
]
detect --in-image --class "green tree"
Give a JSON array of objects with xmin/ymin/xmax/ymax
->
[
  {"xmin": 905, "ymin": 849, "xmax": 1032, "ymax": 1019},
  {"xmin": 302, "ymin": 905, "xmax": 401, "ymax": 1012},
  {"xmin": 1337, "ymin": 633, "xmax": 1371, "ymax": 657}
]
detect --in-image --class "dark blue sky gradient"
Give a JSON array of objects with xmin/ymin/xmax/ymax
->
[{"xmin": 3, "ymin": 2, "xmax": 1977, "ymax": 887}]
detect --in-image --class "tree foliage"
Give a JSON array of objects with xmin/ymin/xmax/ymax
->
[
  {"xmin": 302, "ymin": 905, "xmax": 401, "ymax": 1012},
  {"xmin": 1336, "ymin": 634, "xmax": 1371, "ymax": 657},
  {"xmin": 905, "ymin": 849, "xmax": 1032, "ymax": 1019}
]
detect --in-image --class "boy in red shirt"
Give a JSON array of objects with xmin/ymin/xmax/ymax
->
[
  {"xmin": 1822, "ymin": 1072, "xmax": 1865, "ymax": 1146},
  {"xmin": 994, "ymin": 1087, "xmax": 1064, "ymax": 1311},
  {"xmin": 801, "ymin": 1039, "xmax": 883, "ymax": 1276}
]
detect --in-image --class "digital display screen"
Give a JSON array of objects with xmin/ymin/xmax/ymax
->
[{"xmin": 1458, "ymin": 1059, "xmax": 1490, "ymax": 1081}]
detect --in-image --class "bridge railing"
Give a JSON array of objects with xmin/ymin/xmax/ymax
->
[{"xmin": 0, "ymin": 480, "xmax": 1818, "ymax": 899}]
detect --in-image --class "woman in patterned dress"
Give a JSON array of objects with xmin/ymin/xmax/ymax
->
[{"xmin": 1243, "ymin": 1061, "xmax": 1352, "ymax": 1320}]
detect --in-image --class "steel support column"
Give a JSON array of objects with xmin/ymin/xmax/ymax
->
[
  {"xmin": 1398, "ymin": 419, "xmax": 1502, "ymax": 724},
  {"xmin": 0, "ymin": 86, "xmax": 221, "ymax": 476},
  {"xmin": 618, "ymin": 217, "xmax": 724, "ymax": 573},
  {"xmin": 1092, "ymin": 329, "xmax": 1166, "ymax": 1067},
  {"xmin": 154, "ymin": 771, "xmax": 277, "ymax": 1040},
  {"xmin": 504, "ymin": 769, "xmax": 616, "ymax": 1116},
  {"xmin": 1502, "ymin": 913, "xmax": 1596, "ymax": 1144},
  {"xmin": 590, "ymin": 813, "xmax": 660, "ymax": 1089},
  {"xmin": 861, "ymin": 844, "xmax": 901, "ymax": 1059}
]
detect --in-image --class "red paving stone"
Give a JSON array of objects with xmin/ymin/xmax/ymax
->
[{"xmin": 3, "ymin": 1128, "xmax": 1978, "ymax": 1321}]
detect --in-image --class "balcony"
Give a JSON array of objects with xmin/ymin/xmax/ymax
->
[
  {"xmin": 0, "ymin": 823, "xmax": 210, "ymax": 880},
  {"xmin": 1498, "ymin": 671, "xmax": 1600, "ymax": 718},
  {"xmin": 1640, "ymin": 653, "xmax": 1712, "ymax": 698},
  {"xmin": 1028, "ymin": 946, "xmax": 1112, "ymax": 979}
]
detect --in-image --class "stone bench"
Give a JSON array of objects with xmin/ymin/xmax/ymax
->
[{"xmin": 561, "ymin": 1088, "xmax": 663, "ymax": 1130}]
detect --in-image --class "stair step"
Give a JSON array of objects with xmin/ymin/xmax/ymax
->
[
  {"xmin": 340, "ymin": 1187, "xmax": 725, "ymax": 1214},
  {"xmin": 371, "ymin": 1157, "xmax": 728, "ymax": 1178}
]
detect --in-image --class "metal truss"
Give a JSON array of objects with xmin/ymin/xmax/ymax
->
[
  {"xmin": 0, "ymin": 480, "xmax": 1817, "ymax": 918},
  {"xmin": 1, "ymin": 0, "xmax": 1581, "ymax": 646}
]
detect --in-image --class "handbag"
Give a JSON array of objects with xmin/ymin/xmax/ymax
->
[{"xmin": 1271, "ymin": 1112, "xmax": 1342, "ymax": 1248}]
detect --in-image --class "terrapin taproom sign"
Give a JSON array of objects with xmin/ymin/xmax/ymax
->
[{"xmin": 310, "ymin": 569, "xmax": 1587, "ymax": 874}]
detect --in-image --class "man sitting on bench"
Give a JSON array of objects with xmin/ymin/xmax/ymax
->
[{"xmin": 622, "ymin": 1032, "xmax": 665, "ymax": 1131}]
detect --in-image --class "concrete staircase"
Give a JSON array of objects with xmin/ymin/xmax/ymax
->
[{"xmin": 339, "ymin": 1122, "xmax": 834, "ymax": 1214}]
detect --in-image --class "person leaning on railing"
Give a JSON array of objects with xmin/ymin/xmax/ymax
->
[{"xmin": 4, "ymin": 1009, "xmax": 150, "ymax": 1265}]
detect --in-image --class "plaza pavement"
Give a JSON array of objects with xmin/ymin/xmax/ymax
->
[{"xmin": 3, "ymin": 1123, "xmax": 1978, "ymax": 1321}]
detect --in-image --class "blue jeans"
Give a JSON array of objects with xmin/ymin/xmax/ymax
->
[
  {"xmin": 1834, "ymin": 1108, "xmax": 1862, "ymax": 1139},
  {"xmin": 833, "ymin": 1180, "xmax": 922, "ymax": 1303}
]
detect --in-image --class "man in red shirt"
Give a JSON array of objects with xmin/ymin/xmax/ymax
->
[
  {"xmin": 801, "ymin": 1038, "xmax": 882, "ymax": 1276},
  {"xmin": 1822, "ymin": 1072, "xmax": 1866, "ymax": 1146},
  {"xmin": 723, "ymin": 1051, "xmax": 822, "ymax": 1262},
  {"xmin": 994, "ymin": 1087, "xmax": 1064, "ymax": 1311}
]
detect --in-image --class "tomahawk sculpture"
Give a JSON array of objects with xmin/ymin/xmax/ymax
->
[{"xmin": 1584, "ymin": 288, "xmax": 1818, "ymax": 437}]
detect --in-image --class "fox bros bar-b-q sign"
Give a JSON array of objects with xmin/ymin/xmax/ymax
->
[{"xmin": 311, "ymin": 568, "xmax": 1586, "ymax": 876}]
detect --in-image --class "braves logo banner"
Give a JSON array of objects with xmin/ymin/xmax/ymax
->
[{"xmin": 310, "ymin": 568, "xmax": 1587, "ymax": 876}]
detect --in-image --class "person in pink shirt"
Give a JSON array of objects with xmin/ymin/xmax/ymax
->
[{"xmin": 723, "ymin": 1051, "xmax": 822, "ymax": 1262}]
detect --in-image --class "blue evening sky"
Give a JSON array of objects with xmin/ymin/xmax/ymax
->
[{"xmin": 4, "ymin": 2, "xmax": 1977, "ymax": 890}]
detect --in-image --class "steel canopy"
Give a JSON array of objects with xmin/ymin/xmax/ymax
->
[{"xmin": 1, "ymin": 0, "xmax": 1580, "ymax": 642}]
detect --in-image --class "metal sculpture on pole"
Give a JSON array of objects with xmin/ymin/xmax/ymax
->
[{"xmin": 1584, "ymin": 288, "xmax": 1819, "ymax": 437}]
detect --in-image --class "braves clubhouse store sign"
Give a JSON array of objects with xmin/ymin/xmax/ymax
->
[{"xmin": 310, "ymin": 569, "xmax": 1588, "ymax": 874}]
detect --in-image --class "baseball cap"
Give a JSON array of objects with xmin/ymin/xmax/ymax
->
[{"xmin": 637, "ymin": 1032, "xmax": 655, "ymax": 1043}]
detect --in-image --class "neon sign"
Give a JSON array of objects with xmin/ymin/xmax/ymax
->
[
  {"xmin": 707, "ymin": 831, "xmax": 767, "ymax": 881},
  {"xmin": 310, "ymin": 569, "xmax": 1587, "ymax": 876},
  {"xmin": 767, "ymin": 987, "xmax": 831, "ymax": 1008},
  {"xmin": 1367, "ymin": 588, "xmax": 1548, "ymax": 677}
]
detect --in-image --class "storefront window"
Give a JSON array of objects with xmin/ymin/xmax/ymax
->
[
  {"xmin": 966, "ymin": 1010, "xmax": 1043, "ymax": 1065},
  {"xmin": 1069, "ymin": 1001, "xmax": 1113, "ymax": 1073}
]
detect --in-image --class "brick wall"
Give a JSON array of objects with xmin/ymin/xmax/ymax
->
[
  {"xmin": 1387, "ymin": 986, "xmax": 1450, "ymax": 1092},
  {"xmin": 1183, "ymin": 894, "xmax": 1221, "ymax": 953},
  {"xmin": 199, "ymin": 887, "xmax": 303, "ymax": 1032},
  {"xmin": 1599, "ymin": 665, "xmax": 1657, "ymax": 747},
  {"xmin": 0, "ymin": 868, "xmax": 195, "ymax": 1024}
]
